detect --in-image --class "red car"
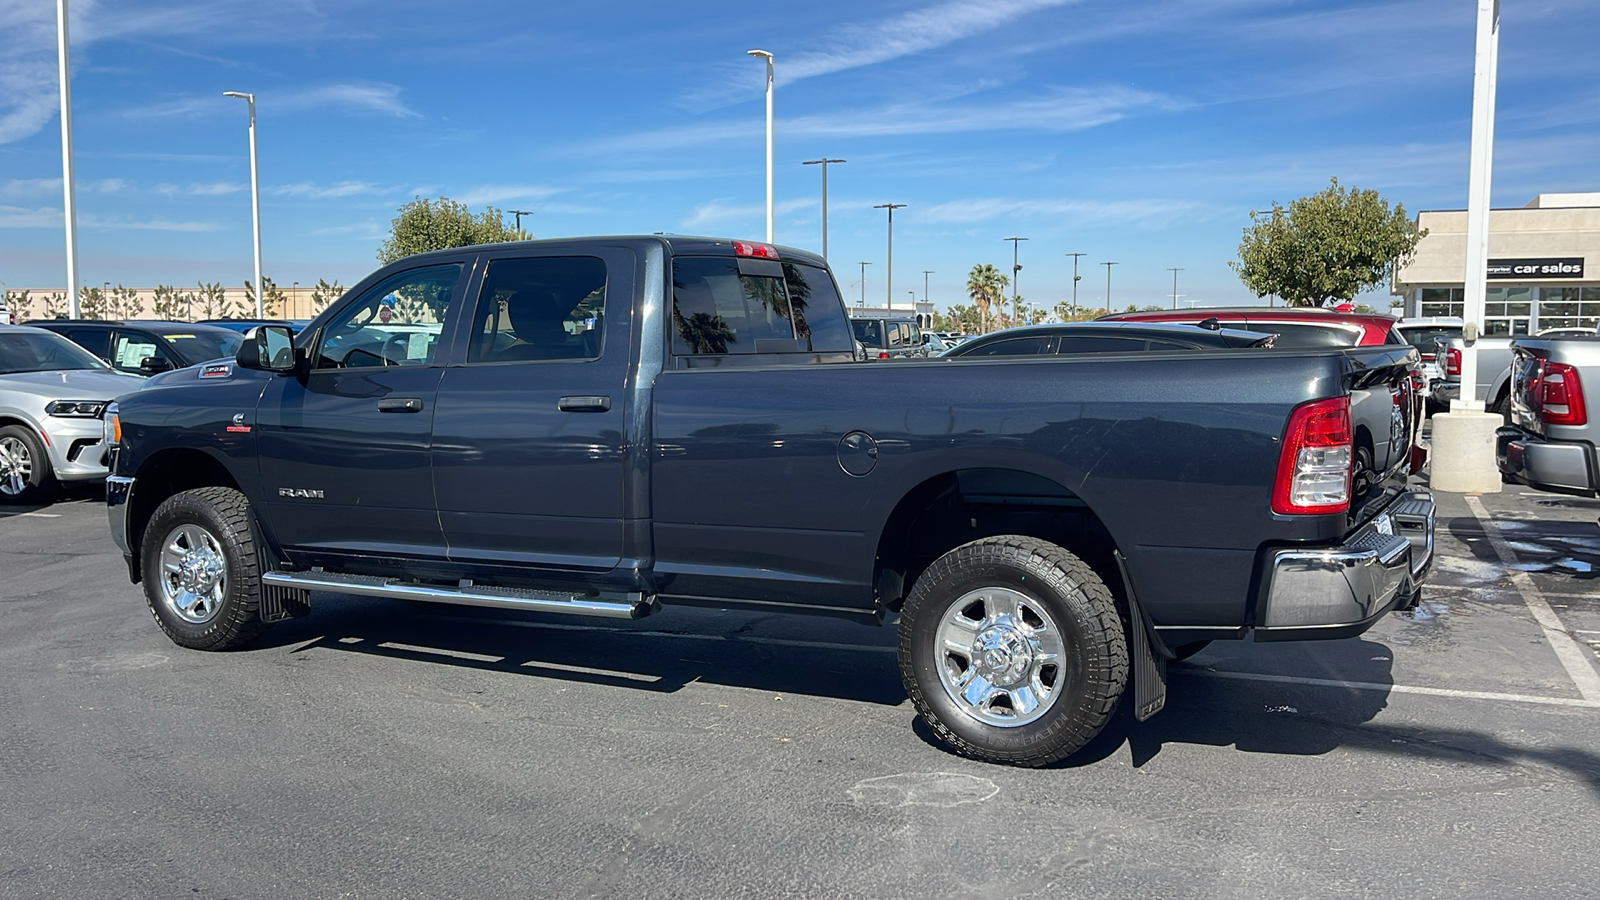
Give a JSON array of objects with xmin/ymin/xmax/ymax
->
[
  {"xmin": 1102, "ymin": 306, "xmax": 1427, "ymax": 474},
  {"xmin": 1099, "ymin": 306, "xmax": 1402, "ymax": 347}
]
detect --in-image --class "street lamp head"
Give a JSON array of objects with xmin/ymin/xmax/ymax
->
[
  {"xmin": 222, "ymin": 91, "xmax": 253, "ymax": 101},
  {"xmin": 746, "ymin": 49, "xmax": 773, "ymax": 60},
  {"xmin": 802, "ymin": 158, "xmax": 847, "ymax": 165}
]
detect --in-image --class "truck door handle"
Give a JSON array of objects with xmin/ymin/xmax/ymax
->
[
  {"xmin": 558, "ymin": 395, "xmax": 611, "ymax": 412},
  {"xmin": 377, "ymin": 398, "xmax": 424, "ymax": 413}
]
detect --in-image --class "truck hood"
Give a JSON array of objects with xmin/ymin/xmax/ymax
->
[{"xmin": 0, "ymin": 368, "xmax": 146, "ymax": 400}]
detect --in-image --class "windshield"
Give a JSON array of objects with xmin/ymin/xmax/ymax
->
[
  {"xmin": 161, "ymin": 331, "xmax": 243, "ymax": 365},
  {"xmin": 1398, "ymin": 326, "xmax": 1461, "ymax": 351},
  {"xmin": 0, "ymin": 331, "xmax": 110, "ymax": 374}
]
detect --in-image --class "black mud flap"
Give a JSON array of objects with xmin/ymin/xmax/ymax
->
[
  {"xmin": 259, "ymin": 582, "xmax": 311, "ymax": 623},
  {"xmin": 1114, "ymin": 551, "xmax": 1167, "ymax": 722}
]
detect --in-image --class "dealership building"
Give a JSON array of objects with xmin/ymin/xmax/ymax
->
[{"xmin": 1391, "ymin": 192, "xmax": 1599, "ymax": 334}]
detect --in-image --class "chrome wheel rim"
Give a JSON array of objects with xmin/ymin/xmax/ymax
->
[
  {"xmin": 934, "ymin": 587, "xmax": 1066, "ymax": 728},
  {"xmin": 0, "ymin": 436, "xmax": 32, "ymax": 497},
  {"xmin": 158, "ymin": 523, "xmax": 228, "ymax": 624}
]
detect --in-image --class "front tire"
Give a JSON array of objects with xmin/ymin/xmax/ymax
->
[
  {"xmin": 898, "ymin": 536, "xmax": 1128, "ymax": 766},
  {"xmin": 0, "ymin": 425, "xmax": 56, "ymax": 505},
  {"xmin": 141, "ymin": 487, "xmax": 269, "ymax": 651}
]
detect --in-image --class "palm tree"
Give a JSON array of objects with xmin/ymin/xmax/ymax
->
[{"xmin": 966, "ymin": 264, "xmax": 1008, "ymax": 334}]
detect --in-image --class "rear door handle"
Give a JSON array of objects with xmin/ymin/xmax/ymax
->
[
  {"xmin": 377, "ymin": 398, "xmax": 424, "ymax": 413},
  {"xmin": 558, "ymin": 395, "xmax": 611, "ymax": 412}
]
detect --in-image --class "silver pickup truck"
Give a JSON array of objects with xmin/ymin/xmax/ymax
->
[{"xmin": 1496, "ymin": 336, "xmax": 1600, "ymax": 496}]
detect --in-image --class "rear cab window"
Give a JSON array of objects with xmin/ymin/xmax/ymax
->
[{"xmin": 671, "ymin": 256, "xmax": 853, "ymax": 359}]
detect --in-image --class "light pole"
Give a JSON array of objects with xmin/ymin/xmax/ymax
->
[
  {"xmin": 858, "ymin": 261, "xmax": 871, "ymax": 306},
  {"xmin": 1167, "ymin": 267, "xmax": 1184, "ymax": 309},
  {"xmin": 873, "ymin": 204, "xmax": 906, "ymax": 308},
  {"xmin": 1102, "ymin": 261, "xmax": 1118, "ymax": 308},
  {"xmin": 1065, "ymin": 252, "xmax": 1086, "ymax": 320},
  {"xmin": 1004, "ymin": 237, "xmax": 1028, "ymax": 323},
  {"xmin": 223, "ymin": 91, "xmax": 263, "ymax": 317},
  {"xmin": 509, "ymin": 209, "xmax": 532, "ymax": 231},
  {"xmin": 747, "ymin": 50, "xmax": 774, "ymax": 243},
  {"xmin": 922, "ymin": 270, "xmax": 934, "ymax": 307},
  {"xmin": 56, "ymin": 0, "xmax": 80, "ymax": 318},
  {"xmin": 801, "ymin": 158, "xmax": 844, "ymax": 259}
]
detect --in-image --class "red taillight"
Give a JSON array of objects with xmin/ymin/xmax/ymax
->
[
  {"xmin": 1445, "ymin": 348, "xmax": 1461, "ymax": 377},
  {"xmin": 878, "ymin": 351, "xmax": 889, "ymax": 359},
  {"xmin": 1272, "ymin": 396, "xmax": 1352, "ymax": 516},
  {"xmin": 732, "ymin": 240, "xmax": 780, "ymax": 259},
  {"xmin": 1539, "ymin": 361, "xmax": 1588, "ymax": 426}
]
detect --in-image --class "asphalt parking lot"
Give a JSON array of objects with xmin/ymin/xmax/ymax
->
[{"xmin": 3, "ymin": 481, "xmax": 1599, "ymax": 899}]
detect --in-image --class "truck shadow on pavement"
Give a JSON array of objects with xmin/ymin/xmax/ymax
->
[{"xmin": 256, "ymin": 595, "xmax": 909, "ymax": 706}]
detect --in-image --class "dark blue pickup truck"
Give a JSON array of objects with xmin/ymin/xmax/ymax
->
[{"xmin": 105, "ymin": 235, "xmax": 1435, "ymax": 765}]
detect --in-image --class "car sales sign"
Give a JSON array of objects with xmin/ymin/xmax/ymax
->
[{"xmin": 1488, "ymin": 257, "xmax": 1585, "ymax": 279}]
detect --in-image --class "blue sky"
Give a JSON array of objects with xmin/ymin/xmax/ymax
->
[{"xmin": 1, "ymin": 0, "xmax": 1597, "ymax": 313}]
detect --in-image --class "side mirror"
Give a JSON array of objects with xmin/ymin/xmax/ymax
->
[
  {"xmin": 237, "ymin": 325, "xmax": 297, "ymax": 372},
  {"xmin": 138, "ymin": 356, "xmax": 174, "ymax": 374}
]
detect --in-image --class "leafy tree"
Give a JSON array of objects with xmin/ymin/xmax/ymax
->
[
  {"xmin": 4, "ymin": 290, "xmax": 31, "ymax": 320},
  {"xmin": 966, "ymin": 264, "xmax": 1008, "ymax": 333},
  {"xmin": 378, "ymin": 196, "xmax": 526, "ymax": 264},
  {"xmin": 310, "ymin": 278, "xmax": 346, "ymax": 313},
  {"xmin": 1232, "ymin": 177, "xmax": 1425, "ymax": 308},
  {"xmin": 43, "ymin": 291, "xmax": 68, "ymax": 319},
  {"xmin": 80, "ymin": 287, "xmax": 107, "ymax": 319},
  {"xmin": 151, "ymin": 285, "xmax": 185, "ymax": 320},
  {"xmin": 107, "ymin": 284, "xmax": 143, "ymax": 320},
  {"xmin": 937, "ymin": 304, "xmax": 983, "ymax": 334},
  {"xmin": 193, "ymin": 282, "xmax": 236, "ymax": 320}
]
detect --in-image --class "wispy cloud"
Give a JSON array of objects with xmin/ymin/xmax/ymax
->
[
  {"xmin": 681, "ymin": 197, "xmax": 815, "ymax": 230},
  {"xmin": 682, "ymin": 0, "xmax": 1079, "ymax": 109},
  {"xmin": 0, "ymin": 206, "xmax": 220, "ymax": 231},
  {"xmin": 918, "ymin": 197, "xmax": 1219, "ymax": 227},
  {"xmin": 1, "ymin": 177, "xmax": 127, "ymax": 199},
  {"xmin": 0, "ymin": 205, "xmax": 62, "ymax": 228},
  {"xmin": 597, "ymin": 86, "xmax": 1175, "ymax": 154},
  {"xmin": 272, "ymin": 181, "xmax": 387, "ymax": 199},
  {"xmin": 152, "ymin": 181, "xmax": 239, "ymax": 196},
  {"xmin": 274, "ymin": 83, "xmax": 420, "ymax": 118},
  {"xmin": 0, "ymin": 0, "xmax": 98, "ymax": 145},
  {"xmin": 450, "ymin": 184, "xmax": 565, "ymax": 206}
]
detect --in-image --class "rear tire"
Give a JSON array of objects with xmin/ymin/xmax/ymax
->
[
  {"xmin": 898, "ymin": 535, "xmax": 1128, "ymax": 767},
  {"xmin": 0, "ymin": 425, "xmax": 56, "ymax": 505},
  {"xmin": 141, "ymin": 487, "xmax": 269, "ymax": 651}
]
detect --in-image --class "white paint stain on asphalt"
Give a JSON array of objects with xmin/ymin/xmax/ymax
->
[{"xmin": 848, "ymin": 772, "xmax": 1000, "ymax": 808}]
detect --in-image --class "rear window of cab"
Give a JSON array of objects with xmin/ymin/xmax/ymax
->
[{"xmin": 671, "ymin": 256, "xmax": 854, "ymax": 355}]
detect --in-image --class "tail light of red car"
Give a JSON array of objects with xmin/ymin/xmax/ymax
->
[{"xmin": 1272, "ymin": 396, "xmax": 1352, "ymax": 516}]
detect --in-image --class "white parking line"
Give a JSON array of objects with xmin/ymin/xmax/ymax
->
[
  {"xmin": 1466, "ymin": 495, "xmax": 1600, "ymax": 702},
  {"xmin": 1180, "ymin": 669, "xmax": 1600, "ymax": 709}
]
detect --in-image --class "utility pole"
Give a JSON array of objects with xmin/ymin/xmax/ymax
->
[
  {"xmin": 509, "ymin": 209, "xmax": 532, "ymax": 231},
  {"xmin": 873, "ymin": 204, "xmax": 906, "ymax": 309},
  {"xmin": 1102, "ymin": 261, "xmax": 1118, "ymax": 308},
  {"xmin": 858, "ymin": 261, "xmax": 871, "ymax": 306},
  {"xmin": 1167, "ymin": 267, "xmax": 1184, "ymax": 309},
  {"xmin": 1004, "ymin": 237, "xmax": 1028, "ymax": 323},
  {"xmin": 56, "ymin": 0, "xmax": 80, "ymax": 318},
  {"xmin": 747, "ymin": 50, "xmax": 774, "ymax": 243},
  {"xmin": 801, "ymin": 158, "xmax": 845, "ymax": 259},
  {"xmin": 922, "ymin": 270, "xmax": 934, "ymax": 307},
  {"xmin": 1065, "ymin": 252, "xmax": 1086, "ymax": 320}
]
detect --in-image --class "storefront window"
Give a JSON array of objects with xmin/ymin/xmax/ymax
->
[
  {"xmin": 1484, "ymin": 287, "xmax": 1532, "ymax": 336},
  {"xmin": 1535, "ymin": 286, "xmax": 1600, "ymax": 332},
  {"xmin": 1419, "ymin": 287, "xmax": 1462, "ymax": 317}
]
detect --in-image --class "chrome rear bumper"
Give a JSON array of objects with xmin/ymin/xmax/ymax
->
[{"xmin": 1257, "ymin": 490, "xmax": 1435, "ymax": 638}]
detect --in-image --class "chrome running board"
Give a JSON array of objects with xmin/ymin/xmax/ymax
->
[{"xmin": 260, "ymin": 570, "xmax": 656, "ymax": 620}]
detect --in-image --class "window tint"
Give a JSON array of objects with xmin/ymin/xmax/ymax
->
[
  {"xmin": 782, "ymin": 262, "xmax": 853, "ymax": 352},
  {"xmin": 112, "ymin": 333, "xmax": 161, "ymax": 371},
  {"xmin": 1142, "ymin": 338, "xmax": 1204, "ymax": 351},
  {"xmin": 672, "ymin": 256, "xmax": 814, "ymax": 354},
  {"xmin": 1397, "ymin": 326, "xmax": 1459, "ymax": 350},
  {"xmin": 315, "ymin": 264, "xmax": 461, "ymax": 369},
  {"xmin": 851, "ymin": 320, "xmax": 885, "ymax": 348},
  {"xmin": 0, "ymin": 331, "xmax": 107, "ymax": 374},
  {"xmin": 1248, "ymin": 322, "xmax": 1360, "ymax": 348},
  {"xmin": 468, "ymin": 256, "xmax": 606, "ymax": 363},
  {"xmin": 66, "ymin": 329, "xmax": 110, "ymax": 361},
  {"xmin": 160, "ymin": 330, "xmax": 241, "ymax": 364},
  {"xmin": 1054, "ymin": 335, "xmax": 1149, "ymax": 354},
  {"xmin": 963, "ymin": 336, "xmax": 1054, "ymax": 356}
]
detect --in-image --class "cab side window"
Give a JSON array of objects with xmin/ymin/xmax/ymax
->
[
  {"xmin": 111, "ymin": 332, "xmax": 161, "ymax": 372},
  {"xmin": 314, "ymin": 264, "xmax": 461, "ymax": 369},
  {"xmin": 467, "ymin": 256, "xmax": 607, "ymax": 363}
]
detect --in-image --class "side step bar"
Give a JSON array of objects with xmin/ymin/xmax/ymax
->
[{"xmin": 260, "ymin": 570, "xmax": 657, "ymax": 620}]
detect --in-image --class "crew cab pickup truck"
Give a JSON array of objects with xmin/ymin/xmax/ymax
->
[
  {"xmin": 105, "ymin": 235, "xmax": 1436, "ymax": 766},
  {"xmin": 1497, "ymin": 336, "xmax": 1600, "ymax": 496}
]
